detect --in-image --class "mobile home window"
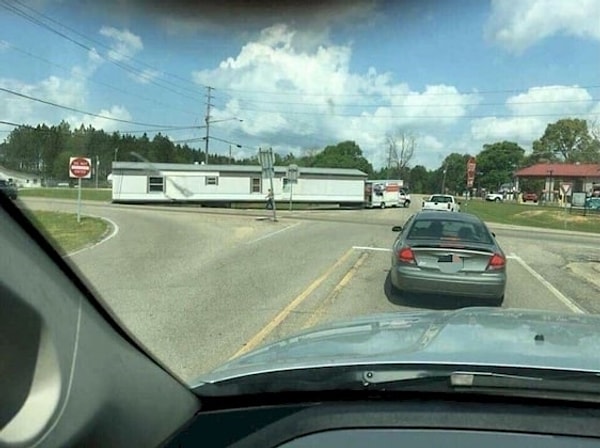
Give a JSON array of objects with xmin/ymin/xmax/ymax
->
[
  {"xmin": 148, "ymin": 176, "xmax": 164, "ymax": 192},
  {"xmin": 251, "ymin": 177, "xmax": 261, "ymax": 193},
  {"xmin": 205, "ymin": 176, "xmax": 218, "ymax": 186}
]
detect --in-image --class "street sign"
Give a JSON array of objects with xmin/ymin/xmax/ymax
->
[
  {"xmin": 560, "ymin": 183, "xmax": 572, "ymax": 196},
  {"xmin": 466, "ymin": 156, "xmax": 476, "ymax": 188},
  {"xmin": 287, "ymin": 164, "xmax": 299, "ymax": 183},
  {"xmin": 69, "ymin": 157, "xmax": 92, "ymax": 179}
]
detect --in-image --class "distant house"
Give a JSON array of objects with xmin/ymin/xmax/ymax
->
[{"xmin": 514, "ymin": 163, "xmax": 600, "ymax": 200}]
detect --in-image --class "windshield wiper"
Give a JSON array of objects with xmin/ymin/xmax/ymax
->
[
  {"xmin": 362, "ymin": 369, "xmax": 600, "ymax": 400},
  {"xmin": 196, "ymin": 366, "xmax": 600, "ymax": 402}
]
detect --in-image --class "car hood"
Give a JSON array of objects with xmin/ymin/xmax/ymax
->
[{"xmin": 192, "ymin": 307, "xmax": 600, "ymax": 386}]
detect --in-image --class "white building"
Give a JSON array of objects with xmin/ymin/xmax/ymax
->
[{"xmin": 111, "ymin": 162, "xmax": 368, "ymax": 206}]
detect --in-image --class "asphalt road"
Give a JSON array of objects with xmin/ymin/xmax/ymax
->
[{"xmin": 20, "ymin": 197, "xmax": 600, "ymax": 384}]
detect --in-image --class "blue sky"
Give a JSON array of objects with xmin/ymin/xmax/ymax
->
[{"xmin": 0, "ymin": 0, "xmax": 599, "ymax": 169}]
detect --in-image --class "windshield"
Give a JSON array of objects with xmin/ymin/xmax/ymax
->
[
  {"xmin": 407, "ymin": 218, "xmax": 493, "ymax": 245},
  {"xmin": 2, "ymin": 0, "xmax": 600, "ymax": 391}
]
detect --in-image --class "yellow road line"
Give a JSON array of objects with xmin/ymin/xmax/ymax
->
[
  {"xmin": 229, "ymin": 247, "xmax": 355, "ymax": 360},
  {"xmin": 302, "ymin": 252, "xmax": 369, "ymax": 330}
]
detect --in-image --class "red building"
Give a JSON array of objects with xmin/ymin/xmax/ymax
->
[{"xmin": 514, "ymin": 163, "xmax": 600, "ymax": 201}]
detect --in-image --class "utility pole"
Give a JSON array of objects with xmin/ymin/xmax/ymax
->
[
  {"xmin": 95, "ymin": 155, "xmax": 100, "ymax": 189},
  {"xmin": 441, "ymin": 163, "xmax": 448, "ymax": 193},
  {"xmin": 229, "ymin": 144, "xmax": 232, "ymax": 164},
  {"xmin": 204, "ymin": 86, "xmax": 214, "ymax": 164}
]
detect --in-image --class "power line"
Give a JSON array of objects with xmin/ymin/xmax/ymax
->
[
  {"xmin": 0, "ymin": 0, "xmax": 203, "ymax": 101},
  {"xmin": 0, "ymin": 86, "xmax": 186, "ymax": 128},
  {"xmin": 215, "ymin": 84, "xmax": 600, "ymax": 97},
  {"xmin": 9, "ymin": 0, "xmax": 208, "ymax": 91},
  {"xmin": 226, "ymin": 96, "xmax": 600, "ymax": 109},
  {"xmin": 5, "ymin": 43, "xmax": 200, "ymax": 117},
  {"xmin": 204, "ymin": 86, "xmax": 214, "ymax": 164}
]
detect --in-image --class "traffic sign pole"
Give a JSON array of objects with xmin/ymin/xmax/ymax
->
[
  {"xmin": 69, "ymin": 157, "xmax": 92, "ymax": 224},
  {"xmin": 77, "ymin": 178, "xmax": 82, "ymax": 223}
]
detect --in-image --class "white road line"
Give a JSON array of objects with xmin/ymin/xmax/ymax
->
[
  {"xmin": 65, "ymin": 215, "xmax": 120, "ymax": 258},
  {"xmin": 509, "ymin": 252, "xmax": 585, "ymax": 314},
  {"xmin": 352, "ymin": 246, "xmax": 391, "ymax": 252},
  {"xmin": 246, "ymin": 221, "xmax": 301, "ymax": 244}
]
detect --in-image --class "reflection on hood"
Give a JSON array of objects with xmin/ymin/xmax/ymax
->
[{"xmin": 194, "ymin": 307, "xmax": 600, "ymax": 384}]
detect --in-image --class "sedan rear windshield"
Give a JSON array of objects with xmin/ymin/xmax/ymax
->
[{"xmin": 407, "ymin": 219, "xmax": 493, "ymax": 244}]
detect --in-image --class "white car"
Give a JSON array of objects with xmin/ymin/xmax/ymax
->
[{"xmin": 486, "ymin": 193, "xmax": 504, "ymax": 202}]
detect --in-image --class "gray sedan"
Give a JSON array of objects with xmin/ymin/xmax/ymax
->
[{"xmin": 390, "ymin": 211, "xmax": 506, "ymax": 305}]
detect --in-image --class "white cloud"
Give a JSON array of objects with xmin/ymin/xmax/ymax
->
[
  {"xmin": 75, "ymin": 105, "xmax": 132, "ymax": 132},
  {"xmin": 192, "ymin": 24, "xmax": 477, "ymax": 169},
  {"xmin": 506, "ymin": 85, "xmax": 593, "ymax": 116},
  {"xmin": 486, "ymin": 0, "xmax": 600, "ymax": 53},
  {"xmin": 471, "ymin": 116, "xmax": 545, "ymax": 144},
  {"xmin": 470, "ymin": 85, "xmax": 598, "ymax": 147},
  {"xmin": 99, "ymin": 26, "xmax": 143, "ymax": 61},
  {"xmin": 0, "ymin": 74, "xmax": 86, "ymax": 126}
]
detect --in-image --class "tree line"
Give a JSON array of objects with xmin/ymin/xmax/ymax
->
[{"xmin": 0, "ymin": 117, "xmax": 598, "ymax": 193}]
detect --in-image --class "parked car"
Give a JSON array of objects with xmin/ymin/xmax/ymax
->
[
  {"xmin": 0, "ymin": 179, "xmax": 18, "ymax": 200},
  {"xmin": 390, "ymin": 211, "xmax": 506, "ymax": 305},
  {"xmin": 585, "ymin": 197, "xmax": 600, "ymax": 211},
  {"xmin": 522, "ymin": 192, "xmax": 538, "ymax": 203},
  {"xmin": 485, "ymin": 193, "xmax": 503, "ymax": 202}
]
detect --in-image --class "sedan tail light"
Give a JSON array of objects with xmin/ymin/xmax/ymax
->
[
  {"xmin": 487, "ymin": 253, "xmax": 506, "ymax": 270},
  {"xmin": 397, "ymin": 247, "xmax": 416, "ymax": 264}
]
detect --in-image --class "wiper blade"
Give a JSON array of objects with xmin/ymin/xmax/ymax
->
[{"xmin": 363, "ymin": 369, "xmax": 600, "ymax": 399}]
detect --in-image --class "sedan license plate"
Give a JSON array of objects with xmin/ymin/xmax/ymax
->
[{"xmin": 438, "ymin": 254, "xmax": 462, "ymax": 263}]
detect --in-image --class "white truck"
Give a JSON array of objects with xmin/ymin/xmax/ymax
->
[
  {"xmin": 365, "ymin": 180, "xmax": 403, "ymax": 208},
  {"xmin": 421, "ymin": 194, "xmax": 461, "ymax": 212}
]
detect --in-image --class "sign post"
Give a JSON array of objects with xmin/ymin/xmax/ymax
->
[
  {"xmin": 466, "ymin": 156, "xmax": 476, "ymax": 198},
  {"xmin": 69, "ymin": 157, "xmax": 92, "ymax": 223},
  {"xmin": 258, "ymin": 147, "xmax": 277, "ymax": 222},
  {"xmin": 560, "ymin": 183, "xmax": 572, "ymax": 230},
  {"xmin": 287, "ymin": 164, "xmax": 299, "ymax": 211}
]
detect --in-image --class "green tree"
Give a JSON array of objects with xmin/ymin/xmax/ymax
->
[
  {"xmin": 434, "ymin": 153, "xmax": 472, "ymax": 194},
  {"xmin": 531, "ymin": 118, "xmax": 599, "ymax": 163},
  {"xmin": 311, "ymin": 141, "xmax": 373, "ymax": 176},
  {"xmin": 476, "ymin": 141, "xmax": 524, "ymax": 191},
  {"xmin": 408, "ymin": 165, "xmax": 429, "ymax": 193}
]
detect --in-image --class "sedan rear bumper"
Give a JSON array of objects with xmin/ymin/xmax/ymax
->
[{"xmin": 391, "ymin": 265, "xmax": 506, "ymax": 299}]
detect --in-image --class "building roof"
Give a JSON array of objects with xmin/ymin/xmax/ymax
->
[
  {"xmin": 515, "ymin": 163, "xmax": 600, "ymax": 178},
  {"xmin": 112, "ymin": 162, "xmax": 368, "ymax": 177}
]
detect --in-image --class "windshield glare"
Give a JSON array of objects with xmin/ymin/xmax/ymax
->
[
  {"xmin": 407, "ymin": 219, "xmax": 493, "ymax": 244},
  {"xmin": 2, "ymin": 1, "xmax": 599, "ymax": 392}
]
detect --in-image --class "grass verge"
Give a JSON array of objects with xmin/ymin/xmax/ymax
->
[
  {"xmin": 19, "ymin": 187, "xmax": 111, "ymax": 201},
  {"xmin": 461, "ymin": 199, "xmax": 600, "ymax": 234},
  {"xmin": 25, "ymin": 210, "xmax": 110, "ymax": 254}
]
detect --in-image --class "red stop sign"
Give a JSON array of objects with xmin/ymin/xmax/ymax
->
[{"xmin": 69, "ymin": 157, "xmax": 91, "ymax": 179}]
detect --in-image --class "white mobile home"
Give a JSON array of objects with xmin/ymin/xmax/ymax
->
[{"xmin": 111, "ymin": 162, "xmax": 368, "ymax": 206}]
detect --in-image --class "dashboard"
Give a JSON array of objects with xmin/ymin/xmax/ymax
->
[{"xmin": 166, "ymin": 396, "xmax": 600, "ymax": 447}]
